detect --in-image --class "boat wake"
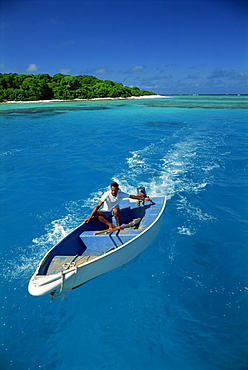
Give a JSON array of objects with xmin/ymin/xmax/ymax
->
[{"xmin": 2, "ymin": 130, "xmax": 219, "ymax": 283}]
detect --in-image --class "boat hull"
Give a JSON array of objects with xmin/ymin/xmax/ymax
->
[
  {"xmin": 28, "ymin": 196, "xmax": 166, "ymax": 297},
  {"xmin": 71, "ymin": 210, "xmax": 163, "ymax": 287}
]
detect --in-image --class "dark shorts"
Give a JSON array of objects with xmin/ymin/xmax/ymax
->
[
  {"xmin": 103, "ymin": 206, "xmax": 119, "ymax": 219},
  {"xmin": 103, "ymin": 211, "xmax": 113, "ymax": 219}
]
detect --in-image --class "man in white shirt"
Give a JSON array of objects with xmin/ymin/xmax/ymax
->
[{"xmin": 84, "ymin": 182, "xmax": 150, "ymax": 229}]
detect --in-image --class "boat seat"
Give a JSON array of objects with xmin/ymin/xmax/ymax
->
[{"xmin": 80, "ymin": 228, "xmax": 143, "ymax": 254}]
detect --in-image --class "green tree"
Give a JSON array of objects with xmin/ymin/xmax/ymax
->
[
  {"xmin": 93, "ymin": 82, "xmax": 111, "ymax": 97},
  {"xmin": 52, "ymin": 87, "xmax": 64, "ymax": 99},
  {"xmin": 52, "ymin": 73, "xmax": 66, "ymax": 83},
  {"xmin": 14, "ymin": 74, "xmax": 30, "ymax": 88},
  {"xmin": 74, "ymin": 87, "xmax": 91, "ymax": 99},
  {"xmin": 0, "ymin": 73, "xmax": 18, "ymax": 89},
  {"xmin": 0, "ymin": 73, "xmax": 156, "ymax": 102},
  {"xmin": 130, "ymin": 86, "xmax": 142, "ymax": 96},
  {"xmin": 78, "ymin": 75, "xmax": 100, "ymax": 85},
  {"xmin": 60, "ymin": 76, "xmax": 81, "ymax": 91},
  {"xmin": 0, "ymin": 88, "xmax": 4, "ymax": 102},
  {"xmin": 140, "ymin": 89, "xmax": 155, "ymax": 96},
  {"xmin": 36, "ymin": 74, "xmax": 52, "ymax": 83},
  {"xmin": 103, "ymin": 79, "xmax": 115, "ymax": 86},
  {"xmin": 109, "ymin": 83, "xmax": 132, "ymax": 98},
  {"xmin": 21, "ymin": 77, "xmax": 52, "ymax": 100},
  {"xmin": 13, "ymin": 89, "xmax": 26, "ymax": 101}
]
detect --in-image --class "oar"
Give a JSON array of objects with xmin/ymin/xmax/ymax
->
[{"xmin": 94, "ymin": 218, "xmax": 142, "ymax": 235}]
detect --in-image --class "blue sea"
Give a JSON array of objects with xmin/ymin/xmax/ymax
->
[{"xmin": 0, "ymin": 95, "xmax": 247, "ymax": 370}]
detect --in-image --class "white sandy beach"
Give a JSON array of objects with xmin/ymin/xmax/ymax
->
[{"xmin": 0, "ymin": 95, "xmax": 167, "ymax": 105}]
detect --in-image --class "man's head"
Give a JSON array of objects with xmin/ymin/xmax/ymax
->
[{"xmin": 110, "ymin": 182, "xmax": 119, "ymax": 196}]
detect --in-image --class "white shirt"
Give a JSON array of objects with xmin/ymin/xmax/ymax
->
[{"xmin": 100, "ymin": 190, "xmax": 130, "ymax": 212}]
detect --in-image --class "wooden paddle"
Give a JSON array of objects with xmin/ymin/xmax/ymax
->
[{"xmin": 94, "ymin": 218, "xmax": 142, "ymax": 235}]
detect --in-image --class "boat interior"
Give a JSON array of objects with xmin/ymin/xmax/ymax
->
[{"xmin": 36, "ymin": 199, "xmax": 161, "ymax": 276}]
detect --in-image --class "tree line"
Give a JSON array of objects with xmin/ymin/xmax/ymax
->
[{"xmin": 0, "ymin": 73, "xmax": 156, "ymax": 102}]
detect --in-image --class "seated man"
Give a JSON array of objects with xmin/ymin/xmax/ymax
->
[{"xmin": 84, "ymin": 182, "xmax": 150, "ymax": 229}]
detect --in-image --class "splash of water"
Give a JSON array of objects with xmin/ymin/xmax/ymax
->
[{"xmin": 3, "ymin": 131, "xmax": 219, "ymax": 281}]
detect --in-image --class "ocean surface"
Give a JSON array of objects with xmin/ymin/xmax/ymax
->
[{"xmin": 0, "ymin": 95, "xmax": 247, "ymax": 370}]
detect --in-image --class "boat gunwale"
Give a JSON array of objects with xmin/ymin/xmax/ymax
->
[
  {"xmin": 30, "ymin": 196, "xmax": 166, "ymax": 281},
  {"xmin": 73, "ymin": 195, "xmax": 167, "ymax": 269}
]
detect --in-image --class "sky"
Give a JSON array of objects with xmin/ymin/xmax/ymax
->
[{"xmin": 0, "ymin": 0, "xmax": 247, "ymax": 94}]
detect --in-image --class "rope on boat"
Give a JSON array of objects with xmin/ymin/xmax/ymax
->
[
  {"xmin": 62, "ymin": 254, "xmax": 79, "ymax": 270},
  {"xmin": 62, "ymin": 261, "xmax": 76, "ymax": 270},
  {"xmin": 94, "ymin": 218, "xmax": 142, "ymax": 235},
  {"xmin": 50, "ymin": 258, "xmax": 78, "ymax": 302}
]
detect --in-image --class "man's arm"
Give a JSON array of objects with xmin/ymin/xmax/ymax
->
[
  {"xmin": 84, "ymin": 200, "xmax": 103, "ymax": 223},
  {"xmin": 129, "ymin": 195, "xmax": 151, "ymax": 202}
]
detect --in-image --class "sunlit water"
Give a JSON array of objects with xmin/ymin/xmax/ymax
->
[{"xmin": 0, "ymin": 96, "xmax": 247, "ymax": 369}]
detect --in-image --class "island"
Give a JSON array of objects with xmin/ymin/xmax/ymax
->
[{"xmin": 0, "ymin": 73, "xmax": 157, "ymax": 103}]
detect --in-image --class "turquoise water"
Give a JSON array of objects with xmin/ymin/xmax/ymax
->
[{"xmin": 0, "ymin": 96, "xmax": 247, "ymax": 369}]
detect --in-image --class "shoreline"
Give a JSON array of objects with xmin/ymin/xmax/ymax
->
[{"xmin": 0, "ymin": 95, "xmax": 167, "ymax": 105}]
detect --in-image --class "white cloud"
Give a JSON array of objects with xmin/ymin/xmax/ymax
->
[
  {"xmin": 26, "ymin": 63, "xmax": 39, "ymax": 72},
  {"xmin": 58, "ymin": 68, "xmax": 71, "ymax": 74},
  {"xmin": 124, "ymin": 65, "xmax": 145, "ymax": 74},
  {"xmin": 94, "ymin": 68, "xmax": 107, "ymax": 74}
]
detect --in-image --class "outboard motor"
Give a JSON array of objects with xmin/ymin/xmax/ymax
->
[
  {"xmin": 137, "ymin": 186, "xmax": 147, "ymax": 198},
  {"xmin": 137, "ymin": 186, "xmax": 147, "ymax": 205}
]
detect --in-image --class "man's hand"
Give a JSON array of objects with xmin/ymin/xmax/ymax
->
[{"xmin": 84, "ymin": 201, "xmax": 103, "ymax": 224}]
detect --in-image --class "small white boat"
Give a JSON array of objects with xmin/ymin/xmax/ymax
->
[{"xmin": 28, "ymin": 195, "xmax": 166, "ymax": 299}]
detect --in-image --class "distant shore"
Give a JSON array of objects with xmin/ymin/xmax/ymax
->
[{"xmin": 0, "ymin": 95, "xmax": 167, "ymax": 105}]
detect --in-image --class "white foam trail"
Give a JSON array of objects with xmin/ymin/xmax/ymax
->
[
  {"xmin": 2, "ymin": 214, "xmax": 77, "ymax": 281},
  {"xmin": 0, "ymin": 148, "xmax": 23, "ymax": 157},
  {"xmin": 114, "ymin": 135, "xmax": 211, "ymax": 200},
  {"xmin": 113, "ymin": 134, "xmax": 219, "ymax": 240},
  {"xmin": 2, "ymin": 131, "xmax": 219, "ymax": 282},
  {"xmin": 32, "ymin": 219, "xmax": 72, "ymax": 248},
  {"xmin": 178, "ymin": 226, "xmax": 195, "ymax": 236}
]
